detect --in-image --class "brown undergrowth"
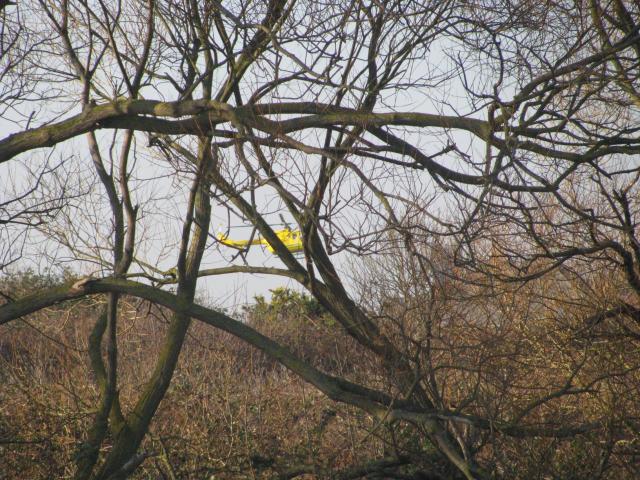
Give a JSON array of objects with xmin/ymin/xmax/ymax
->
[
  {"xmin": 0, "ymin": 278, "xmax": 395, "ymax": 479},
  {"xmin": 1, "ymin": 272, "xmax": 639, "ymax": 479}
]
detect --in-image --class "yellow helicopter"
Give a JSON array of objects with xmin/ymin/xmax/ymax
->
[{"xmin": 217, "ymin": 227, "xmax": 304, "ymax": 254}]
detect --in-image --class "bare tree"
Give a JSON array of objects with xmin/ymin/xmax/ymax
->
[{"xmin": 1, "ymin": 1, "xmax": 640, "ymax": 478}]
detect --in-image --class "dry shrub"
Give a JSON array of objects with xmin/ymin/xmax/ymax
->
[
  {"xmin": 2, "ymin": 269, "xmax": 639, "ymax": 479},
  {"xmin": 354, "ymin": 249, "xmax": 640, "ymax": 479},
  {"xmin": 0, "ymin": 279, "xmax": 392, "ymax": 479}
]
